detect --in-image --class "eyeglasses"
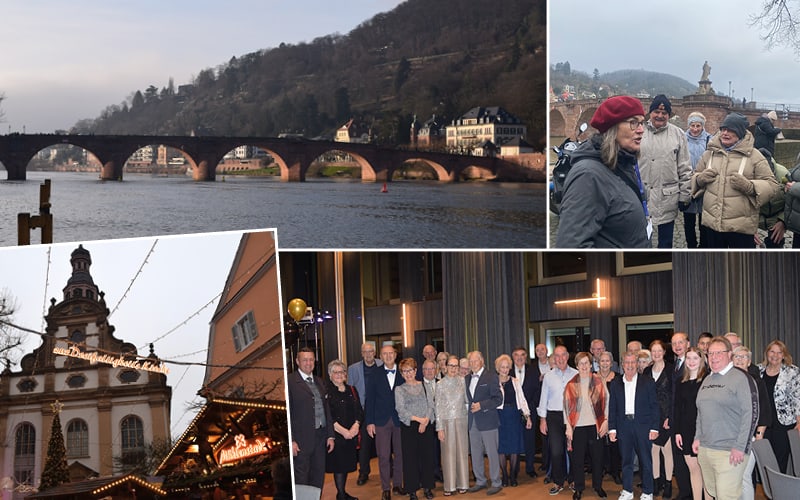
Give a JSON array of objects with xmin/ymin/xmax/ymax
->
[
  {"xmin": 401, "ymin": 369, "xmax": 415, "ymax": 374},
  {"xmin": 707, "ymin": 350, "xmax": 729, "ymax": 357},
  {"xmin": 447, "ymin": 364, "xmax": 459, "ymax": 368},
  {"xmin": 625, "ymin": 119, "xmax": 646, "ymax": 130},
  {"xmin": 331, "ymin": 370, "xmax": 346, "ymax": 375},
  {"xmin": 733, "ymin": 354, "xmax": 749, "ymax": 360}
]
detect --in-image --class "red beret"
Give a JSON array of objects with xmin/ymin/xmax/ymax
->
[{"xmin": 590, "ymin": 96, "xmax": 645, "ymax": 133}]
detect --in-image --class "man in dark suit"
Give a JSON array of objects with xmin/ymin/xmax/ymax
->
[
  {"xmin": 288, "ymin": 347, "xmax": 334, "ymax": 489},
  {"xmin": 609, "ymin": 351, "xmax": 659, "ymax": 500},
  {"xmin": 465, "ymin": 350, "xmax": 504, "ymax": 496},
  {"xmin": 511, "ymin": 346, "xmax": 541, "ymax": 480},
  {"xmin": 366, "ymin": 344, "xmax": 405, "ymax": 500}
]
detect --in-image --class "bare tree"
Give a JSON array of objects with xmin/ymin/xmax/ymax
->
[
  {"xmin": 750, "ymin": 1, "xmax": 800, "ymax": 53},
  {"xmin": 0, "ymin": 289, "xmax": 25, "ymax": 368}
]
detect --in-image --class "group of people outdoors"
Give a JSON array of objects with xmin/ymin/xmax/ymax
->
[
  {"xmin": 289, "ymin": 333, "xmax": 800, "ymax": 500},
  {"xmin": 555, "ymin": 93, "xmax": 800, "ymax": 249}
]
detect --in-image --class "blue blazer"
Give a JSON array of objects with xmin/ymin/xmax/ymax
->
[
  {"xmin": 365, "ymin": 366, "xmax": 404, "ymax": 427},
  {"xmin": 348, "ymin": 359, "xmax": 382, "ymax": 407},
  {"xmin": 608, "ymin": 373, "xmax": 659, "ymax": 435},
  {"xmin": 466, "ymin": 369, "xmax": 503, "ymax": 431}
]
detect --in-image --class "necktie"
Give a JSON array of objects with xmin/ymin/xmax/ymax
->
[
  {"xmin": 386, "ymin": 369, "xmax": 395, "ymax": 374},
  {"xmin": 306, "ymin": 376, "xmax": 313, "ymax": 384},
  {"xmin": 675, "ymin": 359, "xmax": 682, "ymax": 373}
]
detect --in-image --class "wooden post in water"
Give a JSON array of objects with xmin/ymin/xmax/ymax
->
[{"xmin": 17, "ymin": 179, "xmax": 53, "ymax": 245}]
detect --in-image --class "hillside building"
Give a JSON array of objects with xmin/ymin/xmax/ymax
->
[{"xmin": 0, "ymin": 245, "xmax": 172, "ymax": 495}]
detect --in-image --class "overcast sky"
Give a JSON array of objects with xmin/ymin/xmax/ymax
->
[
  {"xmin": 0, "ymin": 230, "xmax": 277, "ymax": 439},
  {"xmin": 0, "ymin": 0, "xmax": 404, "ymax": 133},
  {"xmin": 550, "ymin": 0, "xmax": 800, "ymax": 106}
]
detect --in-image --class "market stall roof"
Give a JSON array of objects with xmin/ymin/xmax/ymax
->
[
  {"xmin": 26, "ymin": 474, "xmax": 166, "ymax": 499},
  {"xmin": 156, "ymin": 396, "xmax": 287, "ymax": 481}
]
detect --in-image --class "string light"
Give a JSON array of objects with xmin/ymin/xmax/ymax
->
[{"xmin": 109, "ymin": 240, "xmax": 158, "ymax": 318}]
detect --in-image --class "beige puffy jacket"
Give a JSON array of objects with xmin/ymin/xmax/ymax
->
[{"xmin": 691, "ymin": 131, "xmax": 780, "ymax": 234}]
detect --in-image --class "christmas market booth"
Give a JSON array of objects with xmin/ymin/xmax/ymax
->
[
  {"xmin": 25, "ymin": 474, "xmax": 167, "ymax": 500},
  {"xmin": 155, "ymin": 397, "xmax": 288, "ymax": 499}
]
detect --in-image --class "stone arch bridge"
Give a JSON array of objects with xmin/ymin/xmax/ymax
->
[
  {"xmin": 551, "ymin": 94, "xmax": 800, "ymax": 138},
  {"xmin": 0, "ymin": 134, "xmax": 533, "ymax": 182}
]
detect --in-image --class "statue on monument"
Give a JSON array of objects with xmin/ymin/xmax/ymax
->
[
  {"xmin": 701, "ymin": 60, "xmax": 711, "ymax": 81},
  {"xmin": 697, "ymin": 61, "xmax": 714, "ymax": 95}
]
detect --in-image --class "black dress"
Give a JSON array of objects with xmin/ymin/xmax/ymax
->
[
  {"xmin": 645, "ymin": 363, "xmax": 673, "ymax": 446},
  {"xmin": 325, "ymin": 381, "xmax": 364, "ymax": 473},
  {"xmin": 673, "ymin": 377, "xmax": 702, "ymax": 457}
]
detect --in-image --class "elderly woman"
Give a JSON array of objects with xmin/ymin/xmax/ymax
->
[
  {"xmin": 733, "ymin": 346, "xmax": 772, "ymax": 500},
  {"xmin": 691, "ymin": 112, "xmax": 780, "ymax": 248},
  {"xmin": 395, "ymin": 358, "xmax": 436, "ymax": 500},
  {"xmin": 564, "ymin": 352, "xmax": 609, "ymax": 500},
  {"xmin": 556, "ymin": 95, "xmax": 651, "ymax": 248},
  {"xmin": 673, "ymin": 348, "xmax": 707, "ymax": 500},
  {"xmin": 637, "ymin": 349, "xmax": 652, "ymax": 374},
  {"xmin": 436, "ymin": 355, "xmax": 470, "ymax": 496},
  {"xmin": 684, "ymin": 111, "xmax": 711, "ymax": 248},
  {"xmin": 759, "ymin": 340, "xmax": 800, "ymax": 473},
  {"xmin": 495, "ymin": 354, "xmax": 532, "ymax": 487},
  {"xmin": 326, "ymin": 360, "xmax": 364, "ymax": 500}
]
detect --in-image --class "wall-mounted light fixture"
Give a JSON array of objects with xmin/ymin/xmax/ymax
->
[
  {"xmin": 554, "ymin": 278, "xmax": 607, "ymax": 308},
  {"xmin": 402, "ymin": 303, "xmax": 409, "ymax": 347}
]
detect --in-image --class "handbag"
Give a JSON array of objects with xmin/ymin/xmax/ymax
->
[{"xmin": 349, "ymin": 385, "xmax": 361, "ymax": 450}]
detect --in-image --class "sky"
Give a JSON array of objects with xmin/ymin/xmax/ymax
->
[
  {"xmin": 550, "ymin": 0, "xmax": 800, "ymax": 107},
  {"xmin": 0, "ymin": 0, "xmax": 404, "ymax": 133},
  {"xmin": 0, "ymin": 229, "xmax": 278, "ymax": 439}
]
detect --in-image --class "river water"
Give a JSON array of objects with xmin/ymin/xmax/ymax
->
[{"xmin": 1, "ymin": 171, "xmax": 546, "ymax": 248}]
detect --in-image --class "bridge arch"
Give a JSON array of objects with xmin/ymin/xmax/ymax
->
[{"xmin": 391, "ymin": 158, "xmax": 449, "ymax": 181}]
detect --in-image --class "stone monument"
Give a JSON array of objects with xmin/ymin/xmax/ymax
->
[{"xmin": 697, "ymin": 60, "xmax": 714, "ymax": 95}]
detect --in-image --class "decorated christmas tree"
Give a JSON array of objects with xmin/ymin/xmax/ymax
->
[{"xmin": 39, "ymin": 401, "xmax": 70, "ymax": 491}]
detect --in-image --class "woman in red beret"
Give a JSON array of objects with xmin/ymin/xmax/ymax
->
[{"xmin": 555, "ymin": 96, "xmax": 652, "ymax": 248}]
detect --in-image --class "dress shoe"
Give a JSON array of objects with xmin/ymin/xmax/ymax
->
[
  {"xmin": 466, "ymin": 484, "xmax": 486, "ymax": 493},
  {"xmin": 572, "ymin": 491, "xmax": 581, "ymax": 500},
  {"xmin": 527, "ymin": 470, "xmax": 538, "ymax": 478},
  {"xmin": 594, "ymin": 487, "xmax": 607, "ymax": 498},
  {"xmin": 409, "ymin": 492, "xmax": 418, "ymax": 500},
  {"xmin": 663, "ymin": 481, "xmax": 672, "ymax": 499},
  {"xmin": 509, "ymin": 478, "xmax": 518, "ymax": 487},
  {"xmin": 543, "ymin": 476, "xmax": 552, "ymax": 484},
  {"xmin": 356, "ymin": 474, "xmax": 368, "ymax": 486},
  {"xmin": 393, "ymin": 486, "xmax": 406, "ymax": 496},
  {"xmin": 424, "ymin": 489, "xmax": 434, "ymax": 500},
  {"xmin": 486, "ymin": 486, "xmax": 502, "ymax": 496},
  {"xmin": 382, "ymin": 490, "xmax": 391, "ymax": 500}
]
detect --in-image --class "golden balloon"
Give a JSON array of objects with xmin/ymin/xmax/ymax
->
[{"xmin": 287, "ymin": 298, "xmax": 307, "ymax": 322}]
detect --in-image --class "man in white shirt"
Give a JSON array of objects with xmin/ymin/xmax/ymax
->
[{"xmin": 537, "ymin": 345, "xmax": 577, "ymax": 495}]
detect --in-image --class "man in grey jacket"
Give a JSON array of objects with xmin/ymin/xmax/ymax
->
[
  {"xmin": 692, "ymin": 336, "xmax": 757, "ymax": 500},
  {"xmin": 639, "ymin": 94, "xmax": 692, "ymax": 248}
]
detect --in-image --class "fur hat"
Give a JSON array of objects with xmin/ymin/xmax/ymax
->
[
  {"xmin": 720, "ymin": 113, "xmax": 749, "ymax": 139},
  {"xmin": 590, "ymin": 96, "xmax": 645, "ymax": 134},
  {"xmin": 767, "ymin": 110, "xmax": 778, "ymax": 121},
  {"xmin": 649, "ymin": 94, "xmax": 672, "ymax": 115}
]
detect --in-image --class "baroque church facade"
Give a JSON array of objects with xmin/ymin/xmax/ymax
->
[{"xmin": 0, "ymin": 245, "xmax": 171, "ymax": 495}]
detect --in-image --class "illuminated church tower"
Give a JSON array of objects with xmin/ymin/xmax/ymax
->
[{"xmin": 0, "ymin": 245, "xmax": 171, "ymax": 491}]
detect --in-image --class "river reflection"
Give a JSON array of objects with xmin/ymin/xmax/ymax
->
[{"xmin": 1, "ymin": 172, "xmax": 545, "ymax": 248}]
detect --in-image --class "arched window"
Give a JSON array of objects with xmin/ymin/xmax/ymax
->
[
  {"xmin": 14, "ymin": 423, "xmax": 36, "ymax": 486},
  {"xmin": 120, "ymin": 415, "xmax": 144, "ymax": 465},
  {"xmin": 66, "ymin": 419, "xmax": 89, "ymax": 457}
]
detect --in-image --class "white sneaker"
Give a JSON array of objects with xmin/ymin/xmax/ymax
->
[
  {"xmin": 639, "ymin": 494, "xmax": 653, "ymax": 500},
  {"xmin": 619, "ymin": 491, "xmax": 633, "ymax": 500}
]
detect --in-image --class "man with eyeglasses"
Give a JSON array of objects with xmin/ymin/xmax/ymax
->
[
  {"xmin": 348, "ymin": 342, "xmax": 383, "ymax": 485},
  {"xmin": 692, "ymin": 336, "xmax": 757, "ymax": 500},
  {"xmin": 670, "ymin": 332, "xmax": 693, "ymax": 500},
  {"xmin": 639, "ymin": 94, "xmax": 692, "ymax": 248}
]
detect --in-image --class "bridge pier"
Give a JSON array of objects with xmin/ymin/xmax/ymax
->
[
  {"xmin": 281, "ymin": 162, "xmax": 306, "ymax": 182},
  {"xmin": 3, "ymin": 158, "xmax": 28, "ymax": 180}
]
